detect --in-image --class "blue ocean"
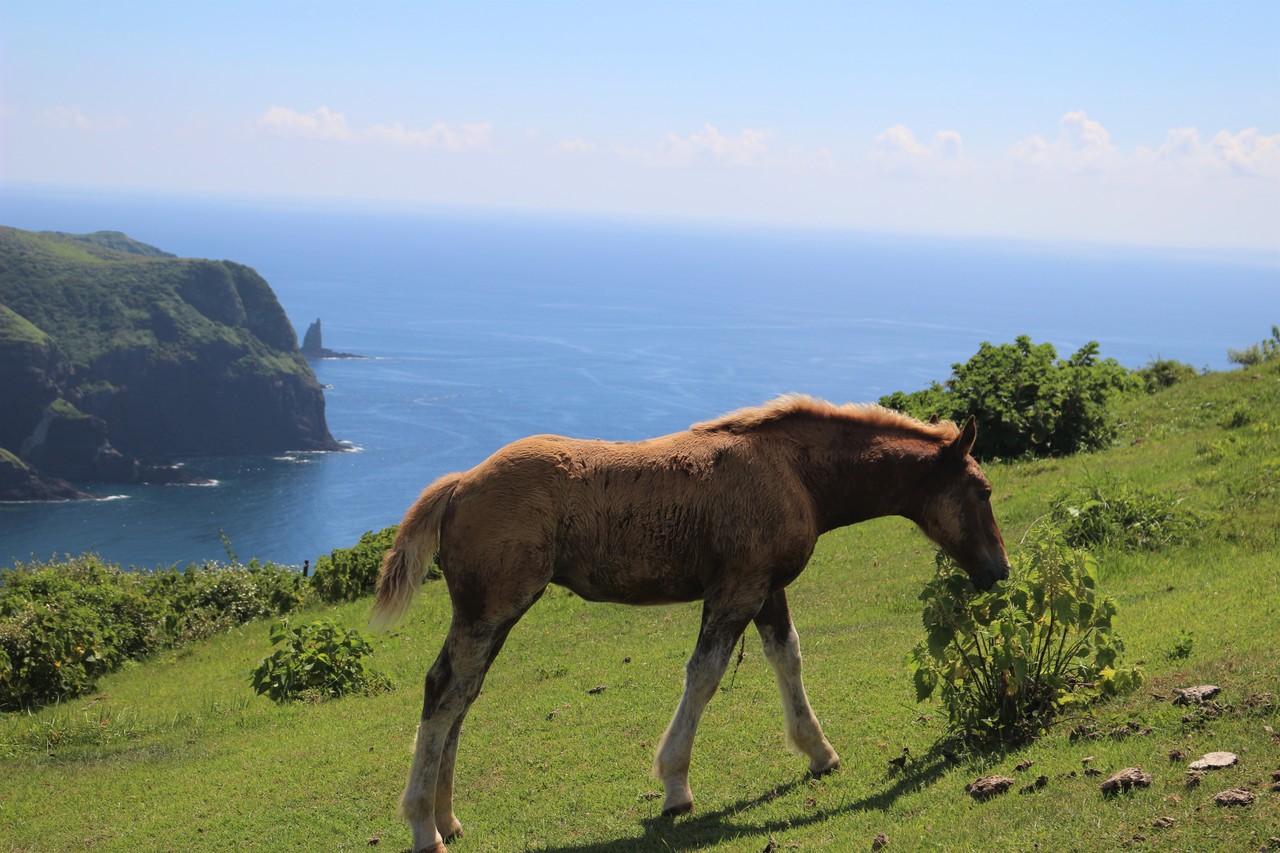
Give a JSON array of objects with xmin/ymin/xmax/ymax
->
[{"xmin": 1, "ymin": 187, "xmax": 1276, "ymax": 569}]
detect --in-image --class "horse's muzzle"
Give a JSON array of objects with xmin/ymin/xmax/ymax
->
[{"xmin": 974, "ymin": 553, "xmax": 1011, "ymax": 591}]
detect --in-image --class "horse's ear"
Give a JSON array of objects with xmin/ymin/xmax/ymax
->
[
  {"xmin": 949, "ymin": 415, "xmax": 977, "ymax": 459},
  {"xmin": 928, "ymin": 413, "xmax": 940, "ymax": 425}
]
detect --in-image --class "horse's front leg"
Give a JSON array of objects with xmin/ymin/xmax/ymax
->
[
  {"xmin": 653, "ymin": 595, "xmax": 762, "ymax": 816},
  {"xmin": 753, "ymin": 588, "xmax": 840, "ymax": 776}
]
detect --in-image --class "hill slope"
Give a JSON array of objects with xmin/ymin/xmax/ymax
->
[
  {"xmin": 0, "ymin": 362, "xmax": 1276, "ymax": 850},
  {"xmin": 0, "ymin": 227, "xmax": 338, "ymax": 498}
]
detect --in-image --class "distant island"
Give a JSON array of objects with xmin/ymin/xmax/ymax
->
[
  {"xmin": 300, "ymin": 318, "xmax": 365, "ymax": 360},
  {"xmin": 0, "ymin": 227, "xmax": 341, "ymax": 502}
]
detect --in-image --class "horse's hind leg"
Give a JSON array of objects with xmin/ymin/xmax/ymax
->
[
  {"xmin": 432, "ymin": 717, "xmax": 465, "ymax": 842},
  {"xmin": 402, "ymin": 603, "xmax": 532, "ymax": 852},
  {"xmin": 753, "ymin": 589, "xmax": 840, "ymax": 775},
  {"xmin": 653, "ymin": 594, "xmax": 763, "ymax": 816}
]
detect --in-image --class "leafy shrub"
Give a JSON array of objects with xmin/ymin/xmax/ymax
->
[
  {"xmin": 880, "ymin": 336, "xmax": 1141, "ymax": 460},
  {"xmin": 1222, "ymin": 403, "xmax": 1254, "ymax": 430},
  {"xmin": 1137, "ymin": 358, "xmax": 1198, "ymax": 393},
  {"xmin": 1166, "ymin": 630, "xmax": 1194, "ymax": 661},
  {"xmin": 1227, "ymin": 324, "xmax": 1280, "ymax": 367},
  {"xmin": 908, "ymin": 528, "xmax": 1142, "ymax": 746},
  {"xmin": 1049, "ymin": 478, "xmax": 1194, "ymax": 551},
  {"xmin": 0, "ymin": 555, "xmax": 311, "ymax": 710},
  {"xmin": 251, "ymin": 619, "xmax": 391, "ymax": 703},
  {"xmin": 310, "ymin": 526, "xmax": 399, "ymax": 602},
  {"xmin": 0, "ymin": 556, "xmax": 167, "ymax": 710}
]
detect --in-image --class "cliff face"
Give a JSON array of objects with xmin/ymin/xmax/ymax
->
[{"xmin": 0, "ymin": 227, "xmax": 340, "ymax": 499}]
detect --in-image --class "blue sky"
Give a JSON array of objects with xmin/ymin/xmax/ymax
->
[{"xmin": 2, "ymin": 1, "xmax": 1278, "ymax": 249}]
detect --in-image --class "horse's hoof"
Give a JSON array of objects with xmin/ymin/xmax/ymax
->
[
  {"xmin": 661, "ymin": 800, "xmax": 693, "ymax": 818},
  {"xmin": 810, "ymin": 758, "xmax": 841, "ymax": 778},
  {"xmin": 439, "ymin": 819, "xmax": 464, "ymax": 843}
]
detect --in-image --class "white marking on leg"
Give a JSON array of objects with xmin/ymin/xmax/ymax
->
[
  {"xmin": 760, "ymin": 625, "xmax": 840, "ymax": 774},
  {"xmin": 652, "ymin": 619, "xmax": 747, "ymax": 815}
]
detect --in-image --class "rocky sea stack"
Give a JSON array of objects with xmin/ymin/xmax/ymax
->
[{"xmin": 0, "ymin": 227, "xmax": 340, "ymax": 501}]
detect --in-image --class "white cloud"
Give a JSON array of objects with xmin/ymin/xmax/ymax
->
[
  {"xmin": 256, "ymin": 106, "xmax": 490, "ymax": 151},
  {"xmin": 615, "ymin": 124, "xmax": 774, "ymax": 167},
  {"xmin": 364, "ymin": 121, "xmax": 492, "ymax": 151},
  {"xmin": 34, "ymin": 105, "xmax": 128, "ymax": 131},
  {"xmin": 1010, "ymin": 110, "xmax": 1119, "ymax": 172},
  {"xmin": 258, "ymin": 105, "xmax": 352, "ymax": 140},
  {"xmin": 874, "ymin": 125, "xmax": 965, "ymax": 173},
  {"xmin": 1137, "ymin": 126, "xmax": 1280, "ymax": 178},
  {"xmin": 553, "ymin": 136, "xmax": 597, "ymax": 154}
]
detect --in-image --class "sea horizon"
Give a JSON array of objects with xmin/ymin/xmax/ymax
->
[{"xmin": 1, "ymin": 185, "xmax": 1276, "ymax": 570}]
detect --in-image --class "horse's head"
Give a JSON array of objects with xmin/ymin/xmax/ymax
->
[{"xmin": 915, "ymin": 416, "xmax": 1011, "ymax": 591}]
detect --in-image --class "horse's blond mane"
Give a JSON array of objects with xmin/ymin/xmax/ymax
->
[{"xmin": 692, "ymin": 393, "xmax": 960, "ymax": 440}]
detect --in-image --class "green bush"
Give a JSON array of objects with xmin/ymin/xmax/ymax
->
[
  {"xmin": 1137, "ymin": 358, "xmax": 1198, "ymax": 393},
  {"xmin": 309, "ymin": 526, "xmax": 399, "ymax": 602},
  {"xmin": 0, "ymin": 555, "xmax": 312, "ymax": 710},
  {"xmin": 1227, "ymin": 324, "xmax": 1280, "ymax": 367},
  {"xmin": 1050, "ymin": 478, "xmax": 1194, "ymax": 552},
  {"xmin": 250, "ymin": 619, "xmax": 391, "ymax": 703},
  {"xmin": 908, "ymin": 528, "xmax": 1142, "ymax": 746},
  {"xmin": 880, "ymin": 336, "xmax": 1140, "ymax": 460}
]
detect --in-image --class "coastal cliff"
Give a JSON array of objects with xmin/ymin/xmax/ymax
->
[{"xmin": 0, "ymin": 227, "xmax": 340, "ymax": 500}]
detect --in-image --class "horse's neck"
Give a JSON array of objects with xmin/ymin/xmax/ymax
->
[{"xmin": 797, "ymin": 424, "xmax": 936, "ymax": 532}]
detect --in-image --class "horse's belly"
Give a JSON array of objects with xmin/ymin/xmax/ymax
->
[{"xmin": 551, "ymin": 559, "xmax": 705, "ymax": 605}]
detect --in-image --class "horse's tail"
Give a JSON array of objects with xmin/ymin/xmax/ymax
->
[{"xmin": 369, "ymin": 472, "xmax": 464, "ymax": 631}]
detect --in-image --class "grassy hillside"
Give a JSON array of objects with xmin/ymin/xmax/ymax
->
[
  {"xmin": 0, "ymin": 227, "xmax": 302, "ymax": 375},
  {"xmin": 2, "ymin": 362, "xmax": 1277, "ymax": 851}
]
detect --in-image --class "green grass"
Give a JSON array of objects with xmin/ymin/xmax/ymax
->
[{"xmin": 2, "ymin": 363, "xmax": 1278, "ymax": 851}]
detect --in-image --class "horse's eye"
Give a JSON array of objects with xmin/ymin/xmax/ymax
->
[{"xmin": 979, "ymin": 488, "xmax": 992, "ymax": 501}]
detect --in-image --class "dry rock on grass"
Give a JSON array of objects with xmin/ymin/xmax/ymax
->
[
  {"xmin": 1101, "ymin": 768, "xmax": 1153, "ymax": 795},
  {"xmin": 966, "ymin": 775, "xmax": 1016, "ymax": 801},
  {"xmin": 1188, "ymin": 751, "xmax": 1238, "ymax": 771},
  {"xmin": 1213, "ymin": 788, "xmax": 1255, "ymax": 807},
  {"xmin": 1173, "ymin": 684, "xmax": 1221, "ymax": 705}
]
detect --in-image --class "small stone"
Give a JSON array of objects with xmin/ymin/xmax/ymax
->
[
  {"xmin": 1189, "ymin": 751, "xmax": 1238, "ymax": 771},
  {"xmin": 1082, "ymin": 756, "xmax": 1095, "ymax": 765},
  {"xmin": 1101, "ymin": 767, "xmax": 1153, "ymax": 795},
  {"xmin": 1015, "ymin": 759, "xmax": 1034, "ymax": 772},
  {"xmin": 1151, "ymin": 817, "xmax": 1175, "ymax": 829},
  {"xmin": 871, "ymin": 831, "xmax": 889, "ymax": 851},
  {"xmin": 1213, "ymin": 788, "xmax": 1255, "ymax": 807},
  {"xmin": 966, "ymin": 775, "xmax": 1016, "ymax": 800},
  {"xmin": 1173, "ymin": 685, "xmax": 1221, "ymax": 705},
  {"xmin": 1169, "ymin": 749, "xmax": 1187, "ymax": 762}
]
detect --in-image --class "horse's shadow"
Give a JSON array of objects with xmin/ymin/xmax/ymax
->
[{"xmin": 530, "ymin": 745, "xmax": 958, "ymax": 853}]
